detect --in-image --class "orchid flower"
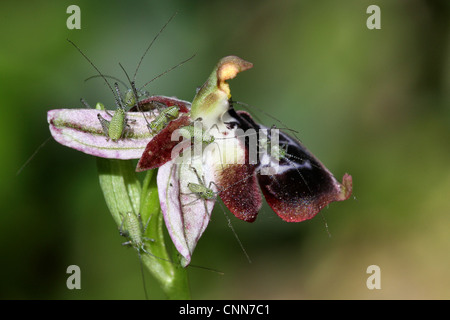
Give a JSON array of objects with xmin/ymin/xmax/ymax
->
[{"xmin": 48, "ymin": 55, "xmax": 352, "ymax": 297}]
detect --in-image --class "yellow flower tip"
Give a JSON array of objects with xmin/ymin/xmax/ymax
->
[
  {"xmin": 217, "ymin": 56, "xmax": 253, "ymax": 82},
  {"xmin": 216, "ymin": 56, "xmax": 253, "ymax": 98}
]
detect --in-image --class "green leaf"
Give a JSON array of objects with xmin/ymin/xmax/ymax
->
[
  {"xmin": 97, "ymin": 159, "xmax": 141, "ymax": 226},
  {"xmin": 96, "ymin": 158, "xmax": 190, "ymax": 299}
]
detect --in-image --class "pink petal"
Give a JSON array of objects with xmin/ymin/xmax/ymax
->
[
  {"xmin": 157, "ymin": 158, "xmax": 216, "ymax": 267},
  {"xmin": 48, "ymin": 109, "xmax": 153, "ymax": 159}
]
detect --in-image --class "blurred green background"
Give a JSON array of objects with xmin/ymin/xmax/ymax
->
[{"xmin": 1, "ymin": 0, "xmax": 449, "ymax": 299}]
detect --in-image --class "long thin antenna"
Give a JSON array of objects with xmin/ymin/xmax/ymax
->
[
  {"xmin": 119, "ymin": 63, "xmax": 140, "ymax": 109},
  {"xmin": 133, "ymin": 12, "xmax": 178, "ymax": 82},
  {"xmin": 137, "ymin": 251, "xmax": 149, "ymax": 300},
  {"xmin": 84, "ymin": 74, "xmax": 129, "ymax": 89},
  {"xmin": 232, "ymin": 100, "xmax": 303, "ymax": 142},
  {"xmin": 138, "ymin": 54, "xmax": 196, "ymax": 92},
  {"xmin": 16, "ymin": 137, "xmax": 52, "ymax": 175},
  {"xmin": 119, "ymin": 62, "xmax": 151, "ymax": 127},
  {"xmin": 113, "ymin": 82, "xmax": 125, "ymax": 110},
  {"xmin": 184, "ymin": 167, "xmax": 253, "ymax": 264},
  {"xmin": 217, "ymin": 200, "xmax": 252, "ymax": 264},
  {"xmin": 67, "ymin": 39, "xmax": 122, "ymax": 109},
  {"xmin": 320, "ymin": 212, "xmax": 332, "ymax": 238}
]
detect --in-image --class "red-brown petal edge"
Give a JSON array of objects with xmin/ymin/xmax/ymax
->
[
  {"xmin": 136, "ymin": 115, "xmax": 191, "ymax": 171},
  {"xmin": 131, "ymin": 95, "xmax": 191, "ymax": 113}
]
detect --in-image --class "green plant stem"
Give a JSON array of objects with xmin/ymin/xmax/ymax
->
[
  {"xmin": 97, "ymin": 158, "xmax": 190, "ymax": 299},
  {"xmin": 140, "ymin": 168, "xmax": 190, "ymax": 299}
]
